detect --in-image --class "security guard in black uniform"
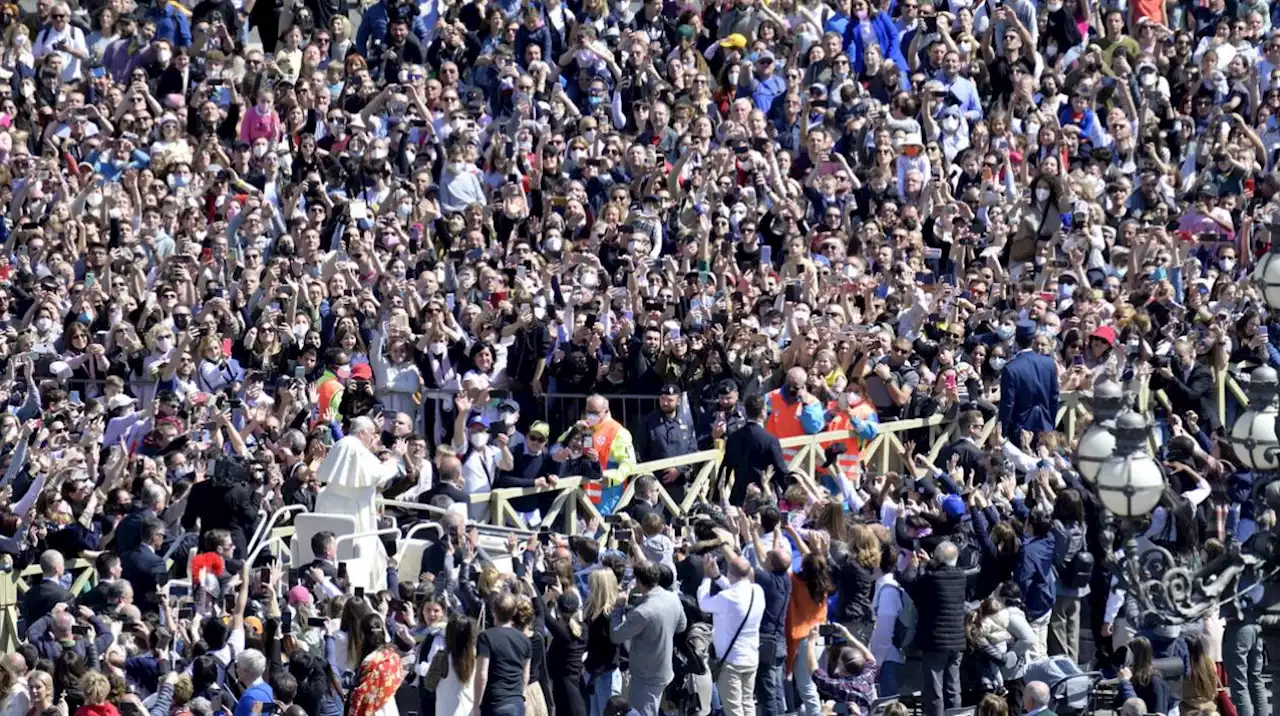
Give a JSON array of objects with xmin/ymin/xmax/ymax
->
[
  {"xmin": 697, "ymin": 379, "xmax": 748, "ymax": 449},
  {"xmin": 636, "ymin": 383, "xmax": 699, "ymax": 506}
]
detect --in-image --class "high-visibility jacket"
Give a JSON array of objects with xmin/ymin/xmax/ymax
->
[
  {"xmin": 559, "ymin": 418, "xmax": 636, "ymax": 506},
  {"xmin": 822, "ymin": 400, "xmax": 880, "ymax": 479},
  {"xmin": 766, "ymin": 389, "xmax": 826, "ymax": 465},
  {"xmin": 316, "ymin": 372, "xmax": 344, "ymax": 423}
]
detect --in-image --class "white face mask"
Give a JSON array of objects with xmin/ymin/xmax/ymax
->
[
  {"xmin": 580, "ymin": 271, "xmax": 599, "ymax": 288},
  {"xmin": 584, "ymin": 412, "xmax": 602, "ymax": 426},
  {"xmin": 942, "ymin": 116, "xmax": 960, "ymax": 132},
  {"xmin": 35, "ymin": 317, "xmax": 51, "ymax": 333},
  {"xmin": 545, "ymin": 236, "xmax": 563, "ymax": 253},
  {"xmin": 253, "ymin": 144, "xmax": 269, "ymax": 158},
  {"xmin": 469, "ymin": 432, "xmax": 490, "ymax": 449},
  {"xmin": 86, "ymin": 192, "xmax": 103, "ymax": 208},
  {"xmin": 429, "ymin": 341, "xmax": 447, "ymax": 354},
  {"xmin": 157, "ymin": 50, "xmax": 172, "ymax": 63},
  {"xmin": 1221, "ymin": 258, "xmax": 1236, "ymax": 272},
  {"xmin": 533, "ymin": 306, "xmax": 546, "ymax": 320},
  {"xmin": 155, "ymin": 336, "xmax": 173, "ymax": 351},
  {"xmin": 293, "ymin": 323, "xmax": 310, "ymax": 341},
  {"xmin": 1035, "ymin": 187, "xmax": 1051, "ymax": 202}
]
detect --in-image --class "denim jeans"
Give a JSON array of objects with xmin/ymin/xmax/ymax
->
[
  {"xmin": 480, "ymin": 701, "xmax": 526, "ymax": 716},
  {"xmin": 878, "ymin": 661, "xmax": 906, "ymax": 699},
  {"xmin": 1225, "ymin": 623, "xmax": 1269, "ymax": 716},
  {"xmin": 792, "ymin": 636, "xmax": 821, "ymax": 716},
  {"xmin": 587, "ymin": 669, "xmax": 620, "ymax": 716},
  {"xmin": 755, "ymin": 633, "xmax": 786, "ymax": 716},
  {"xmin": 921, "ymin": 650, "xmax": 962, "ymax": 716}
]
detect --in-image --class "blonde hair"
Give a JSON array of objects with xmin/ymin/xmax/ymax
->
[
  {"xmin": 849, "ymin": 524, "xmax": 881, "ymax": 570},
  {"xmin": 584, "ymin": 568, "xmax": 618, "ymax": 621},
  {"xmin": 81, "ymin": 671, "xmax": 111, "ymax": 705}
]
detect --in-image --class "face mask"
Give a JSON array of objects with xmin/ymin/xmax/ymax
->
[
  {"xmin": 533, "ymin": 306, "xmax": 546, "ymax": 320},
  {"xmin": 988, "ymin": 357, "xmax": 1007, "ymax": 372},
  {"xmin": 587, "ymin": 95, "xmax": 605, "ymax": 109},
  {"xmin": 86, "ymin": 192, "xmax": 103, "ymax": 208},
  {"xmin": 570, "ymin": 149, "xmax": 586, "ymax": 163},
  {"xmin": 35, "ymin": 317, "xmax": 51, "ymax": 332},
  {"xmin": 1150, "ymin": 266, "xmax": 1168, "ymax": 281},
  {"xmin": 469, "ymin": 432, "xmax": 489, "ymax": 449},
  {"xmin": 1220, "ymin": 258, "xmax": 1236, "ymax": 272},
  {"xmin": 764, "ymin": 325, "xmax": 781, "ymax": 338},
  {"xmin": 584, "ymin": 412, "xmax": 602, "ymax": 426},
  {"xmin": 155, "ymin": 336, "xmax": 173, "ymax": 351},
  {"xmin": 294, "ymin": 323, "xmax": 310, "ymax": 341},
  {"xmin": 397, "ymin": 202, "xmax": 412, "ymax": 218},
  {"xmin": 157, "ymin": 50, "xmax": 172, "ymax": 63},
  {"xmin": 1059, "ymin": 283, "xmax": 1074, "ymax": 299},
  {"xmin": 1035, "ymin": 187, "xmax": 1051, "ymax": 202},
  {"xmin": 253, "ymin": 144, "xmax": 269, "ymax": 158},
  {"xmin": 580, "ymin": 271, "xmax": 599, "ymax": 288},
  {"xmin": 429, "ymin": 341, "xmax": 447, "ymax": 355},
  {"xmin": 545, "ymin": 236, "xmax": 563, "ymax": 253},
  {"xmin": 372, "ymin": 148, "xmax": 388, "ymax": 161},
  {"xmin": 996, "ymin": 324, "xmax": 1015, "ymax": 341},
  {"xmin": 942, "ymin": 116, "xmax": 960, "ymax": 132},
  {"xmin": 168, "ymin": 174, "xmax": 189, "ymax": 189}
]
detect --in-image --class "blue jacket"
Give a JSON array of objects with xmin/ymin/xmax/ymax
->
[
  {"xmin": 999, "ymin": 350, "xmax": 1059, "ymax": 435},
  {"xmin": 1014, "ymin": 535, "xmax": 1057, "ymax": 620},
  {"xmin": 235, "ymin": 681, "xmax": 274, "ymax": 716},
  {"xmin": 843, "ymin": 11, "xmax": 907, "ymax": 75},
  {"xmin": 146, "ymin": 4, "xmax": 191, "ymax": 48}
]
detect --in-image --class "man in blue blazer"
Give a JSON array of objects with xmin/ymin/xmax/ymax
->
[
  {"xmin": 999, "ymin": 320, "xmax": 1060, "ymax": 437},
  {"xmin": 234, "ymin": 650, "xmax": 275, "ymax": 716}
]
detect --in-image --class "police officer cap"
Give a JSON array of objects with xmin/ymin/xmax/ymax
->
[{"xmin": 1015, "ymin": 319, "xmax": 1038, "ymax": 342}]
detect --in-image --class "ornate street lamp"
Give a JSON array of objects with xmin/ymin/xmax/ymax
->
[
  {"xmin": 1076, "ymin": 378, "xmax": 1126, "ymax": 483},
  {"xmin": 1095, "ymin": 411, "xmax": 1166, "ymax": 518},
  {"xmin": 1229, "ymin": 366, "xmax": 1280, "ymax": 472},
  {"xmin": 1252, "ymin": 229, "xmax": 1280, "ymax": 309}
]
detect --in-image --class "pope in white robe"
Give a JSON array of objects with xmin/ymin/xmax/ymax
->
[{"xmin": 314, "ymin": 417, "xmax": 402, "ymax": 592}]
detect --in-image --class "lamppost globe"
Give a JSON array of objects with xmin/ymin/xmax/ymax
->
[
  {"xmin": 1096, "ymin": 411, "xmax": 1165, "ymax": 518},
  {"xmin": 1256, "ymin": 238, "xmax": 1280, "ymax": 310},
  {"xmin": 1230, "ymin": 365, "xmax": 1280, "ymax": 471},
  {"xmin": 1076, "ymin": 378, "xmax": 1125, "ymax": 483}
]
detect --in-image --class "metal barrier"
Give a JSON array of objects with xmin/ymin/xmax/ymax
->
[
  {"xmin": 0, "ymin": 369, "xmax": 1214, "ymax": 650},
  {"xmin": 0, "ymin": 558, "xmax": 97, "ymax": 652}
]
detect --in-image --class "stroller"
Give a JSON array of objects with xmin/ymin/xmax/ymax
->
[{"xmin": 1023, "ymin": 657, "xmax": 1106, "ymax": 716}]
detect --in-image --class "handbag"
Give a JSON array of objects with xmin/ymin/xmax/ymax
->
[{"xmin": 709, "ymin": 588, "xmax": 756, "ymax": 683}]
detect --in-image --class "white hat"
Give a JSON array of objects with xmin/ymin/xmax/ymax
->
[{"xmin": 106, "ymin": 394, "xmax": 137, "ymax": 411}]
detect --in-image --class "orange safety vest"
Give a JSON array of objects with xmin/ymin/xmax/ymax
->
[
  {"xmin": 823, "ymin": 400, "xmax": 878, "ymax": 478},
  {"xmin": 767, "ymin": 389, "xmax": 806, "ymax": 465},
  {"xmin": 584, "ymin": 418, "xmax": 623, "ymax": 504},
  {"xmin": 316, "ymin": 374, "xmax": 343, "ymax": 422}
]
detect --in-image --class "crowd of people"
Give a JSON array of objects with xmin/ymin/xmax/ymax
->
[{"xmin": 2, "ymin": 0, "xmax": 1280, "ymax": 714}]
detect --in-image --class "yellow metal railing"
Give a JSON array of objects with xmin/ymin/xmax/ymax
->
[
  {"xmin": 10, "ymin": 369, "xmax": 1245, "ymax": 650},
  {"xmin": 0, "ymin": 558, "xmax": 97, "ymax": 653}
]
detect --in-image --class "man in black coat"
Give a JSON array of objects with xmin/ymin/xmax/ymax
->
[
  {"xmin": 22, "ymin": 550, "xmax": 75, "ymax": 625},
  {"xmin": 114, "ymin": 481, "xmax": 167, "ymax": 554},
  {"xmin": 76, "ymin": 553, "xmax": 123, "ymax": 613},
  {"xmin": 121, "ymin": 518, "xmax": 171, "ymax": 614},
  {"xmin": 724, "ymin": 394, "xmax": 792, "ymax": 504},
  {"xmin": 1148, "ymin": 338, "xmax": 1218, "ymax": 430},
  {"xmin": 934, "ymin": 409, "xmax": 988, "ymax": 483},
  {"xmin": 899, "ymin": 541, "xmax": 969, "ymax": 716},
  {"xmin": 181, "ymin": 455, "xmax": 263, "ymax": 558}
]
